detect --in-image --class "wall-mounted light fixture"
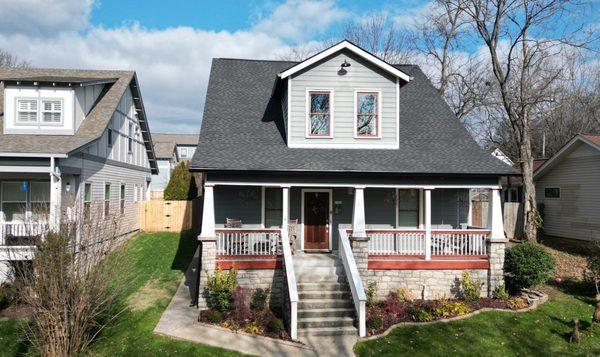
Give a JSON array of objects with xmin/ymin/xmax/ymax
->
[{"xmin": 341, "ymin": 59, "xmax": 351, "ymax": 68}]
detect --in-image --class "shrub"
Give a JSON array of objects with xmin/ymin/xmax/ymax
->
[
  {"xmin": 206, "ymin": 267, "xmax": 238, "ymax": 312},
  {"xmin": 366, "ymin": 315, "xmax": 383, "ymax": 330},
  {"xmin": 204, "ymin": 309, "xmax": 223, "ymax": 323},
  {"xmin": 504, "ymin": 243, "xmax": 555, "ymax": 291},
  {"xmin": 396, "ymin": 286, "xmax": 413, "ymax": 302},
  {"xmin": 434, "ymin": 301, "xmax": 472, "ymax": 318},
  {"xmin": 244, "ymin": 321, "xmax": 264, "ymax": 334},
  {"xmin": 492, "ymin": 284, "xmax": 510, "ymax": 301},
  {"xmin": 460, "ymin": 271, "xmax": 483, "ymax": 302},
  {"xmin": 0, "ymin": 282, "xmax": 17, "ymax": 310},
  {"xmin": 250, "ymin": 288, "xmax": 270, "ymax": 311},
  {"xmin": 266, "ymin": 317, "xmax": 284, "ymax": 334},
  {"xmin": 366, "ymin": 281, "xmax": 377, "ymax": 307},
  {"xmin": 384, "ymin": 292, "xmax": 407, "ymax": 316},
  {"xmin": 163, "ymin": 161, "xmax": 198, "ymax": 200},
  {"xmin": 411, "ymin": 309, "xmax": 434, "ymax": 322}
]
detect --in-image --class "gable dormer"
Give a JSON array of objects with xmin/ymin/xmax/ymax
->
[
  {"xmin": 2, "ymin": 77, "xmax": 114, "ymax": 135},
  {"xmin": 279, "ymin": 40, "xmax": 411, "ymax": 149}
]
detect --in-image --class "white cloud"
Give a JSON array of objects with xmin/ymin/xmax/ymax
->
[
  {"xmin": 392, "ymin": 1, "xmax": 437, "ymax": 29},
  {"xmin": 0, "ymin": 0, "xmax": 346, "ymax": 133},
  {"xmin": 0, "ymin": 0, "xmax": 93, "ymax": 36}
]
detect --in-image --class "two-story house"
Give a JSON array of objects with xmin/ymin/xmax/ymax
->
[
  {"xmin": 190, "ymin": 41, "xmax": 516, "ymax": 338},
  {"xmin": 0, "ymin": 68, "xmax": 158, "ymax": 281},
  {"xmin": 149, "ymin": 133, "xmax": 199, "ymax": 197}
]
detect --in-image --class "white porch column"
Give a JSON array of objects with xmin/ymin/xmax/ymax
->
[
  {"xmin": 424, "ymin": 188, "xmax": 432, "ymax": 260},
  {"xmin": 352, "ymin": 186, "xmax": 367, "ymax": 238},
  {"xmin": 281, "ymin": 186, "xmax": 290, "ymax": 234},
  {"xmin": 488, "ymin": 188, "xmax": 504, "ymax": 239},
  {"xmin": 199, "ymin": 183, "xmax": 216, "ymax": 239},
  {"xmin": 49, "ymin": 157, "xmax": 62, "ymax": 232}
]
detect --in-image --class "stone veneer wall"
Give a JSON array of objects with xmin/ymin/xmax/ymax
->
[
  {"xmin": 362, "ymin": 269, "xmax": 488, "ymax": 300},
  {"xmin": 236, "ymin": 269, "xmax": 284, "ymax": 308}
]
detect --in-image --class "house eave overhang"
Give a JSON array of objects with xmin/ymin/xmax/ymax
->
[
  {"xmin": 277, "ymin": 40, "xmax": 412, "ymax": 83},
  {"xmin": 533, "ymin": 134, "xmax": 600, "ymax": 180}
]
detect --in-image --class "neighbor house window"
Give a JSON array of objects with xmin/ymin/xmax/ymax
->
[
  {"xmin": 180, "ymin": 147, "xmax": 188, "ymax": 158},
  {"xmin": 308, "ymin": 91, "xmax": 331, "ymax": 137},
  {"xmin": 397, "ymin": 189, "xmax": 419, "ymax": 227},
  {"xmin": 128, "ymin": 123, "xmax": 133, "ymax": 153},
  {"xmin": 30, "ymin": 181, "xmax": 50, "ymax": 218},
  {"xmin": 356, "ymin": 92, "xmax": 379, "ymax": 137},
  {"xmin": 264, "ymin": 188, "xmax": 283, "ymax": 228},
  {"xmin": 16, "ymin": 99, "xmax": 38, "ymax": 123},
  {"xmin": 104, "ymin": 183, "xmax": 111, "ymax": 217},
  {"xmin": 84, "ymin": 183, "xmax": 92, "ymax": 220},
  {"xmin": 120, "ymin": 184, "xmax": 126, "ymax": 214},
  {"xmin": 41, "ymin": 100, "xmax": 63, "ymax": 123},
  {"xmin": 1, "ymin": 182, "xmax": 28, "ymax": 221},
  {"xmin": 544, "ymin": 187, "xmax": 560, "ymax": 199}
]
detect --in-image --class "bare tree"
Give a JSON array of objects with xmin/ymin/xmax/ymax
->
[
  {"xmin": 0, "ymin": 48, "xmax": 30, "ymax": 68},
  {"xmin": 455, "ymin": 0, "xmax": 594, "ymax": 241}
]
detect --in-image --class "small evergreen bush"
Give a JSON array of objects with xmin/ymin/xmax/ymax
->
[
  {"xmin": 366, "ymin": 281, "xmax": 377, "ymax": 307},
  {"xmin": 460, "ymin": 271, "xmax": 483, "ymax": 302},
  {"xmin": 366, "ymin": 315, "xmax": 383, "ymax": 330},
  {"xmin": 266, "ymin": 317, "xmax": 284, "ymax": 334},
  {"xmin": 206, "ymin": 267, "xmax": 238, "ymax": 312},
  {"xmin": 164, "ymin": 161, "xmax": 198, "ymax": 200},
  {"xmin": 504, "ymin": 243, "xmax": 555, "ymax": 291},
  {"xmin": 492, "ymin": 284, "xmax": 510, "ymax": 301},
  {"xmin": 205, "ymin": 310, "xmax": 223, "ymax": 323},
  {"xmin": 250, "ymin": 288, "xmax": 269, "ymax": 311}
]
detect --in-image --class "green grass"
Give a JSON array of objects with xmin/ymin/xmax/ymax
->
[
  {"xmin": 355, "ymin": 283, "xmax": 600, "ymax": 356},
  {"xmin": 0, "ymin": 231, "xmax": 241, "ymax": 356}
]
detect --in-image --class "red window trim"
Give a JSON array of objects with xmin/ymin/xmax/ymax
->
[
  {"xmin": 308, "ymin": 90, "xmax": 331, "ymax": 137},
  {"xmin": 356, "ymin": 91, "xmax": 379, "ymax": 137}
]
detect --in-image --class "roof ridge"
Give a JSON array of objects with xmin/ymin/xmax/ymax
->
[{"xmin": 215, "ymin": 58, "xmax": 299, "ymax": 63}]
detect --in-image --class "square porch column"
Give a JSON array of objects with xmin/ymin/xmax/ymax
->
[
  {"xmin": 487, "ymin": 188, "xmax": 507, "ymax": 295},
  {"xmin": 198, "ymin": 183, "xmax": 217, "ymax": 309},
  {"xmin": 281, "ymin": 186, "xmax": 290, "ymax": 234},
  {"xmin": 49, "ymin": 157, "xmax": 62, "ymax": 232},
  {"xmin": 424, "ymin": 188, "xmax": 432, "ymax": 260},
  {"xmin": 351, "ymin": 186, "xmax": 369, "ymax": 273}
]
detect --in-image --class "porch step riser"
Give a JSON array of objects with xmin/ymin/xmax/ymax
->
[
  {"xmin": 298, "ymin": 318, "xmax": 354, "ymax": 329},
  {"xmin": 297, "ymin": 283, "xmax": 349, "ymax": 292},
  {"xmin": 299, "ymin": 291, "xmax": 351, "ymax": 300},
  {"xmin": 296, "ymin": 275, "xmax": 347, "ymax": 283},
  {"xmin": 298, "ymin": 300, "xmax": 353, "ymax": 310},
  {"xmin": 298, "ymin": 308, "xmax": 355, "ymax": 318},
  {"xmin": 297, "ymin": 327, "xmax": 357, "ymax": 337},
  {"xmin": 294, "ymin": 267, "xmax": 345, "ymax": 276}
]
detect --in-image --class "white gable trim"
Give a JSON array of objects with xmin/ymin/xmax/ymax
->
[
  {"xmin": 534, "ymin": 135, "xmax": 600, "ymax": 179},
  {"xmin": 278, "ymin": 40, "xmax": 412, "ymax": 83}
]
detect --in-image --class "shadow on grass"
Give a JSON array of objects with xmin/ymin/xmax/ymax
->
[
  {"xmin": 548, "ymin": 278, "xmax": 596, "ymax": 305},
  {"xmin": 171, "ymin": 229, "xmax": 199, "ymax": 273}
]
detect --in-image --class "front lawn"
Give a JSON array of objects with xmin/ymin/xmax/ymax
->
[
  {"xmin": 355, "ymin": 283, "xmax": 600, "ymax": 356},
  {"xmin": 0, "ymin": 231, "xmax": 243, "ymax": 356}
]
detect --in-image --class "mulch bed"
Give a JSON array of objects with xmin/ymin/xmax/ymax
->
[
  {"xmin": 198, "ymin": 308, "xmax": 291, "ymax": 341},
  {"xmin": 366, "ymin": 296, "xmax": 531, "ymax": 336}
]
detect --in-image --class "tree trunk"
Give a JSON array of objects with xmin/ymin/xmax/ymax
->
[{"xmin": 519, "ymin": 129, "xmax": 538, "ymax": 242}]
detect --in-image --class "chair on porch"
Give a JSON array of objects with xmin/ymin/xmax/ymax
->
[
  {"xmin": 225, "ymin": 218, "xmax": 247, "ymax": 254},
  {"xmin": 225, "ymin": 218, "xmax": 242, "ymax": 228},
  {"xmin": 288, "ymin": 219, "xmax": 298, "ymax": 254}
]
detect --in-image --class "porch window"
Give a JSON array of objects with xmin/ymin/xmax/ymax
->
[
  {"xmin": 84, "ymin": 183, "xmax": 92, "ymax": 220},
  {"xmin": 355, "ymin": 92, "xmax": 379, "ymax": 137},
  {"xmin": 41, "ymin": 100, "xmax": 63, "ymax": 123},
  {"xmin": 264, "ymin": 187, "xmax": 283, "ymax": 228},
  {"xmin": 1, "ymin": 182, "xmax": 27, "ymax": 221},
  {"xmin": 16, "ymin": 99, "xmax": 38, "ymax": 123},
  {"xmin": 397, "ymin": 189, "xmax": 419, "ymax": 227},
  {"xmin": 30, "ymin": 181, "xmax": 50, "ymax": 218},
  {"xmin": 308, "ymin": 91, "xmax": 331, "ymax": 137},
  {"xmin": 104, "ymin": 183, "xmax": 111, "ymax": 218},
  {"xmin": 120, "ymin": 184, "xmax": 126, "ymax": 214}
]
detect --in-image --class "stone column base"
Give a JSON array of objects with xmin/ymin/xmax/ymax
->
[
  {"xmin": 487, "ymin": 238, "xmax": 507, "ymax": 296},
  {"xmin": 197, "ymin": 236, "xmax": 217, "ymax": 309}
]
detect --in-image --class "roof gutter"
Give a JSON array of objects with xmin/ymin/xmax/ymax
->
[{"xmin": 0, "ymin": 152, "xmax": 68, "ymax": 158}]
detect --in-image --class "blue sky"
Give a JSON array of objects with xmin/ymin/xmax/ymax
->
[{"xmin": 0, "ymin": 0, "xmax": 597, "ymax": 134}]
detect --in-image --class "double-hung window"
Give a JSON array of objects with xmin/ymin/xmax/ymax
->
[
  {"xmin": 84, "ymin": 183, "xmax": 92, "ymax": 220},
  {"xmin": 41, "ymin": 100, "xmax": 63, "ymax": 124},
  {"xmin": 397, "ymin": 189, "xmax": 419, "ymax": 228},
  {"xmin": 120, "ymin": 184, "xmax": 126, "ymax": 214},
  {"xmin": 180, "ymin": 147, "xmax": 188, "ymax": 159},
  {"xmin": 16, "ymin": 99, "xmax": 38, "ymax": 123},
  {"xmin": 107, "ymin": 128, "xmax": 114, "ymax": 147},
  {"xmin": 128, "ymin": 123, "xmax": 134, "ymax": 153},
  {"xmin": 307, "ymin": 90, "xmax": 332, "ymax": 137},
  {"xmin": 104, "ymin": 183, "xmax": 111, "ymax": 218},
  {"xmin": 355, "ymin": 91, "xmax": 379, "ymax": 137},
  {"xmin": 2, "ymin": 182, "xmax": 28, "ymax": 221},
  {"xmin": 263, "ymin": 188, "xmax": 283, "ymax": 228}
]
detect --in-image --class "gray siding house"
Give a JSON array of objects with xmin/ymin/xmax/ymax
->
[
  {"xmin": 0, "ymin": 68, "xmax": 158, "ymax": 280},
  {"xmin": 534, "ymin": 134, "xmax": 600, "ymax": 242},
  {"xmin": 190, "ymin": 41, "xmax": 515, "ymax": 338},
  {"xmin": 149, "ymin": 133, "xmax": 199, "ymax": 196}
]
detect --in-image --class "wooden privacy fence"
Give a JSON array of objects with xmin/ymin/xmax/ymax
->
[
  {"xmin": 471, "ymin": 200, "xmax": 524, "ymax": 239},
  {"xmin": 140, "ymin": 200, "xmax": 192, "ymax": 232}
]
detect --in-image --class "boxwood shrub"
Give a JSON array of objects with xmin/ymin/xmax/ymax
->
[{"xmin": 504, "ymin": 242, "xmax": 554, "ymax": 291}]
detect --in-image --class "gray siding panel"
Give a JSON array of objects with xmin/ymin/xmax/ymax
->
[
  {"xmin": 536, "ymin": 144, "xmax": 600, "ymax": 241},
  {"xmin": 289, "ymin": 49, "xmax": 397, "ymax": 147}
]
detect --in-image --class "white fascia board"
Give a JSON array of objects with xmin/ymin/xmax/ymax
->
[
  {"xmin": 0, "ymin": 152, "xmax": 68, "ymax": 158},
  {"xmin": 534, "ymin": 135, "xmax": 600, "ymax": 180},
  {"xmin": 278, "ymin": 40, "xmax": 412, "ymax": 83}
]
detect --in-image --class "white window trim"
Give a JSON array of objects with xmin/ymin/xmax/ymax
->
[
  {"xmin": 103, "ymin": 182, "xmax": 111, "ymax": 219},
  {"xmin": 354, "ymin": 89, "xmax": 382, "ymax": 139},
  {"xmin": 305, "ymin": 88, "xmax": 334, "ymax": 139},
  {"xmin": 15, "ymin": 97, "xmax": 40, "ymax": 125},
  {"xmin": 544, "ymin": 186, "xmax": 561, "ymax": 199},
  {"xmin": 40, "ymin": 98, "xmax": 64, "ymax": 126}
]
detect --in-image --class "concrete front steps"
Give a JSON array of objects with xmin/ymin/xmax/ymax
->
[{"xmin": 294, "ymin": 253, "xmax": 357, "ymax": 337}]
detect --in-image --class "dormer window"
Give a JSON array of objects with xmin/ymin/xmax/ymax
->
[
  {"xmin": 16, "ymin": 99, "xmax": 38, "ymax": 123},
  {"xmin": 307, "ymin": 90, "xmax": 333, "ymax": 138},
  {"xmin": 41, "ymin": 100, "xmax": 63, "ymax": 124},
  {"xmin": 355, "ymin": 91, "xmax": 380, "ymax": 138}
]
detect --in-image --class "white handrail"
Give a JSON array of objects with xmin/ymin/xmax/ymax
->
[
  {"xmin": 338, "ymin": 228, "xmax": 366, "ymax": 337},
  {"xmin": 280, "ymin": 230, "xmax": 298, "ymax": 340}
]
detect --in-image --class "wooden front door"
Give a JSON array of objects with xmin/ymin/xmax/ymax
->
[{"xmin": 303, "ymin": 191, "xmax": 330, "ymax": 250}]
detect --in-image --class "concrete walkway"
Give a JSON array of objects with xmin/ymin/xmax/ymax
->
[{"xmin": 154, "ymin": 277, "xmax": 357, "ymax": 356}]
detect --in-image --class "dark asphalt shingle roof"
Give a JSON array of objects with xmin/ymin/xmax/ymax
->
[{"xmin": 191, "ymin": 58, "xmax": 517, "ymax": 175}]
